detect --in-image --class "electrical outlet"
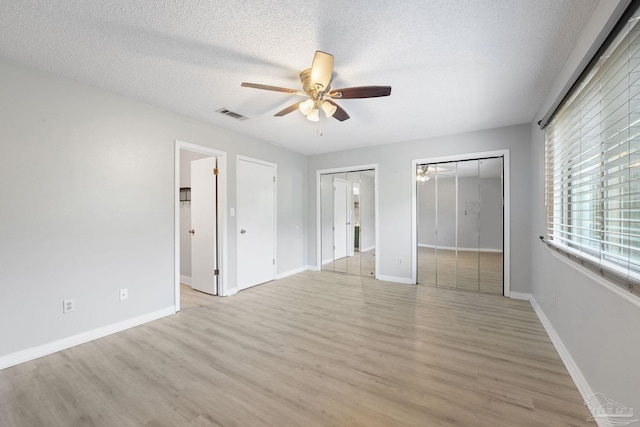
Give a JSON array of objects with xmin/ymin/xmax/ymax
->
[
  {"xmin": 120, "ymin": 288, "xmax": 128, "ymax": 301},
  {"xmin": 63, "ymin": 299, "xmax": 75, "ymax": 314}
]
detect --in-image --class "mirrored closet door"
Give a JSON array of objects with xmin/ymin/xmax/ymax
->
[
  {"xmin": 321, "ymin": 169, "xmax": 376, "ymax": 277},
  {"xmin": 416, "ymin": 157, "xmax": 503, "ymax": 294}
]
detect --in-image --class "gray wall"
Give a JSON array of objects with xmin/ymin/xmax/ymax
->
[
  {"xmin": 528, "ymin": 0, "xmax": 639, "ymax": 416},
  {"xmin": 530, "ymin": 123, "xmax": 640, "ymax": 415},
  {"xmin": 307, "ymin": 123, "xmax": 532, "ymax": 290},
  {"xmin": 0, "ymin": 57, "xmax": 307, "ymax": 358}
]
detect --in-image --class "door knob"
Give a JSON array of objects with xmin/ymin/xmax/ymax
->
[
  {"xmin": 240, "ymin": 229, "xmax": 246, "ymax": 234},
  {"xmin": 188, "ymin": 229, "xmax": 195, "ymax": 235}
]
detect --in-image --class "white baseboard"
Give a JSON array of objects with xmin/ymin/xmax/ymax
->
[
  {"xmin": 0, "ymin": 306, "xmax": 176, "ymax": 371},
  {"xmin": 360, "ymin": 245, "xmax": 375, "ymax": 252},
  {"xmin": 377, "ymin": 274, "xmax": 414, "ymax": 285},
  {"xmin": 509, "ymin": 292, "xmax": 531, "ymax": 301},
  {"xmin": 529, "ymin": 297, "xmax": 607, "ymax": 426},
  {"xmin": 307, "ymin": 265, "xmax": 321, "ymax": 272},
  {"xmin": 276, "ymin": 265, "xmax": 309, "ymax": 280},
  {"xmin": 418, "ymin": 243, "xmax": 502, "ymax": 252},
  {"xmin": 180, "ymin": 275, "xmax": 192, "ymax": 286}
]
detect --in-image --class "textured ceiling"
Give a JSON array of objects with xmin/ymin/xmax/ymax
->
[{"xmin": 0, "ymin": 0, "xmax": 599, "ymax": 155}]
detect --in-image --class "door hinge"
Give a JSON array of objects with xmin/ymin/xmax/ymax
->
[
  {"xmin": 213, "ymin": 168, "xmax": 219, "ymax": 175},
  {"xmin": 273, "ymin": 176, "xmax": 276, "ymax": 183},
  {"xmin": 214, "ymin": 269, "xmax": 220, "ymax": 276},
  {"xmin": 273, "ymin": 259, "xmax": 275, "ymax": 265}
]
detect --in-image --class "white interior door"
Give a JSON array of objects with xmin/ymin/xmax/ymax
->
[
  {"xmin": 334, "ymin": 178, "xmax": 348, "ymax": 260},
  {"xmin": 237, "ymin": 158, "xmax": 275, "ymax": 291},
  {"xmin": 191, "ymin": 157, "xmax": 218, "ymax": 295}
]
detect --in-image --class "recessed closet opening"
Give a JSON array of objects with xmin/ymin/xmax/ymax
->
[
  {"xmin": 316, "ymin": 165, "xmax": 379, "ymax": 278},
  {"xmin": 412, "ymin": 151, "xmax": 510, "ymax": 296}
]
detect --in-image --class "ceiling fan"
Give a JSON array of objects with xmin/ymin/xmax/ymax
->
[{"xmin": 241, "ymin": 51, "xmax": 391, "ymax": 122}]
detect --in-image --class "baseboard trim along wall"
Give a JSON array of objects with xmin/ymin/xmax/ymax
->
[
  {"xmin": 275, "ymin": 266, "xmax": 309, "ymax": 280},
  {"xmin": 180, "ymin": 275, "xmax": 192, "ymax": 286},
  {"xmin": 529, "ymin": 297, "xmax": 605, "ymax": 427},
  {"xmin": 417, "ymin": 243, "xmax": 503, "ymax": 252},
  {"xmin": 0, "ymin": 306, "xmax": 175, "ymax": 371},
  {"xmin": 377, "ymin": 274, "xmax": 414, "ymax": 285},
  {"xmin": 509, "ymin": 292, "xmax": 532, "ymax": 301}
]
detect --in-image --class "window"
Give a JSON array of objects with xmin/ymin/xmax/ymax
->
[{"xmin": 545, "ymin": 5, "xmax": 640, "ymax": 294}]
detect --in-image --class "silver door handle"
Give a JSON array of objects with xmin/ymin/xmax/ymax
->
[{"xmin": 240, "ymin": 229, "xmax": 246, "ymax": 234}]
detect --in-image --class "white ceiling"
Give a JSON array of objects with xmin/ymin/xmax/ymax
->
[{"xmin": 0, "ymin": 0, "xmax": 599, "ymax": 155}]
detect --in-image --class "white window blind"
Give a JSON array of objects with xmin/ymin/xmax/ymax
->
[{"xmin": 545, "ymin": 7, "xmax": 640, "ymax": 294}]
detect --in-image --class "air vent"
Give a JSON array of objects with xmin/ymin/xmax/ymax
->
[{"xmin": 216, "ymin": 108, "xmax": 248, "ymax": 121}]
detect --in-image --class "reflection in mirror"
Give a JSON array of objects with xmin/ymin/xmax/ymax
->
[
  {"xmin": 359, "ymin": 170, "xmax": 376, "ymax": 277},
  {"xmin": 456, "ymin": 159, "xmax": 480, "ymax": 291},
  {"xmin": 435, "ymin": 162, "xmax": 458, "ymax": 288},
  {"xmin": 319, "ymin": 169, "xmax": 376, "ymax": 277},
  {"xmin": 417, "ymin": 165, "xmax": 437, "ymax": 284},
  {"xmin": 320, "ymin": 174, "xmax": 335, "ymax": 272},
  {"xmin": 479, "ymin": 158, "xmax": 503, "ymax": 293},
  {"xmin": 332, "ymin": 172, "xmax": 349, "ymax": 274},
  {"xmin": 346, "ymin": 171, "xmax": 361, "ymax": 275},
  {"xmin": 416, "ymin": 157, "xmax": 503, "ymax": 294}
]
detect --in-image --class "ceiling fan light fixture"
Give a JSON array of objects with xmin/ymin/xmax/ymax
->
[
  {"xmin": 299, "ymin": 99, "xmax": 315, "ymax": 115},
  {"xmin": 306, "ymin": 109, "xmax": 320, "ymax": 122},
  {"xmin": 416, "ymin": 165, "xmax": 431, "ymax": 182},
  {"xmin": 321, "ymin": 101, "xmax": 337, "ymax": 118},
  {"xmin": 241, "ymin": 50, "xmax": 391, "ymax": 123}
]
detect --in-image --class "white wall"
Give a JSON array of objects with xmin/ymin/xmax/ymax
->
[
  {"xmin": 530, "ymin": 0, "xmax": 640, "ymax": 417},
  {"xmin": 0, "ymin": 57, "xmax": 307, "ymax": 361},
  {"xmin": 307, "ymin": 123, "xmax": 531, "ymax": 290}
]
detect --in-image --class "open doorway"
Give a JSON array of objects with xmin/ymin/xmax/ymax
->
[{"xmin": 174, "ymin": 141, "xmax": 228, "ymax": 311}]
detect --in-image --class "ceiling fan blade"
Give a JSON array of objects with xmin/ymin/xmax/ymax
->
[
  {"xmin": 310, "ymin": 51, "xmax": 334, "ymax": 90},
  {"xmin": 241, "ymin": 82, "xmax": 299, "ymax": 94},
  {"xmin": 328, "ymin": 86, "xmax": 392, "ymax": 99},
  {"xmin": 326, "ymin": 100, "xmax": 350, "ymax": 121},
  {"xmin": 274, "ymin": 102, "xmax": 303, "ymax": 117}
]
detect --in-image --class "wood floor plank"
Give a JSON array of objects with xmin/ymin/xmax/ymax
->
[{"xmin": 0, "ymin": 271, "xmax": 592, "ymax": 426}]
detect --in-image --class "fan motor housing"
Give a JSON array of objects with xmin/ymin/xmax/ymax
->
[{"xmin": 300, "ymin": 68, "xmax": 325, "ymax": 99}]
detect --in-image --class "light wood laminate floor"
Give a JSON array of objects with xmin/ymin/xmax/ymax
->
[
  {"xmin": 322, "ymin": 249, "xmax": 375, "ymax": 277},
  {"xmin": 418, "ymin": 247, "xmax": 503, "ymax": 294},
  {"xmin": 180, "ymin": 283, "xmax": 216, "ymax": 310},
  {"xmin": 0, "ymin": 271, "xmax": 591, "ymax": 426}
]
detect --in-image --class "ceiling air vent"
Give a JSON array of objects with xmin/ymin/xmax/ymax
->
[{"xmin": 216, "ymin": 108, "xmax": 248, "ymax": 121}]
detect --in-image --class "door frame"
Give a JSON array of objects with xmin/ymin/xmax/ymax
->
[
  {"xmin": 411, "ymin": 150, "xmax": 511, "ymax": 297},
  {"xmin": 236, "ymin": 155, "xmax": 277, "ymax": 289},
  {"xmin": 315, "ymin": 164, "xmax": 379, "ymax": 278},
  {"xmin": 174, "ymin": 140, "xmax": 229, "ymax": 312}
]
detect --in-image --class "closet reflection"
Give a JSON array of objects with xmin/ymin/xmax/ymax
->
[
  {"xmin": 416, "ymin": 157, "xmax": 503, "ymax": 294},
  {"xmin": 321, "ymin": 170, "xmax": 375, "ymax": 277}
]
